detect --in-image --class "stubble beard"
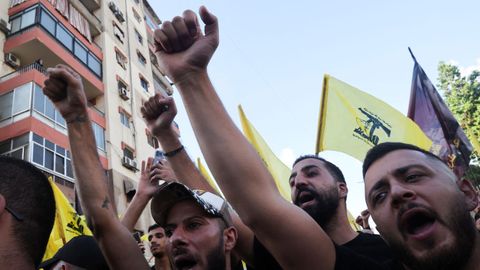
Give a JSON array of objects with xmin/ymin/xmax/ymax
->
[
  {"xmin": 389, "ymin": 199, "xmax": 477, "ymax": 270},
  {"xmin": 298, "ymin": 186, "xmax": 340, "ymax": 228}
]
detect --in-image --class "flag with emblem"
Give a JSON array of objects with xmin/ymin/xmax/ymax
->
[
  {"xmin": 43, "ymin": 178, "xmax": 93, "ymax": 261},
  {"xmin": 316, "ymin": 74, "xmax": 432, "ymax": 161}
]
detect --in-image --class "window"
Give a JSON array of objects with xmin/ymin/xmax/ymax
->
[
  {"xmin": 74, "ymin": 41, "xmax": 88, "ymax": 63},
  {"xmin": 40, "ymin": 9, "xmax": 56, "ymax": 35},
  {"xmin": 132, "ymin": 8, "xmax": 141, "ymax": 22},
  {"xmin": 56, "ymin": 24, "xmax": 73, "ymax": 51},
  {"xmin": 118, "ymin": 79, "xmax": 129, "ymax": 100},
  {"xmin": 123, "ymin": 147, "xmax": 134, "ymax": 159},
  {"xmin": 0, "ymin": 92, "xmax": 13, "ymax": 122},
  {"xmin": 116, "ymin": 48, "xmax": 127, "ymax": 69},
  {"xmin": 31, "ymin": 133, "xmax": 73, "ymax": 179},
  {"xmin": 0, "ymin": 133, "xmax": 29, "ymax": 160},
  {"xmin": 150, "ymin": 50, "xmax": 158, "ymax": 67},
  {"xmin": 145, "ymin": 15, "xmax": 157, "ymax": 31},
  {"xmin": 0, "ymin": 83, "xmax": 32, "ymax": 122},
  {"xmin": 119, "ymin": 111, "xmax": 130, "ymax": 128},
  {"xmin": 134, "ymin": 29, "xmax": 143, "ymax": 44},
  {"xmin": 137, "ymin": 51, "xmax": 146, "ymax": 65},
  {"xmin": 33, "ymin": 83, "xmax": 66, "ymax": 127},
  {"xmin": 113, "ymin": 22, "xmax": 125, "ymax": 43},
  {"xmin": 12, "ymin": 83, "xmax": 31, "ymax": 114},
  {"xmin": 92, "ymin": 122, "xmax": 106, "ymax": 151},
  {"xmin": 88, "ymin": 53, "xmax": 102, "ymax": 77},
  {"xmin": 140, "ymin": 76, "xmax": 149, "ymax": 92},
  {"xmin": 21, "ymin": 8, "xmax": 36, "ymax": 29},
  {"xmin": 10, "ymin": 16, "xmax": 21, "ymax": 33},
  {"xmin": 146, "ymin": 131, "xmax": 159, "ymax": 148}
]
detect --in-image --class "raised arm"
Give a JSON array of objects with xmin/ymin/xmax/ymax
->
[
  {"xmin": 153, "ymin": 7, "xmax": 335, "ymax": 270},
  {"xmin": 142, "ymin": 94, "xmax": 255, "ymax": 263},
  {"xmin": 43, "ymin": 65, "xmax": 150, "ymax": 270},
  {"xmin": 121, "ymin": 158, "xmax": 158, "ymax": 231}
]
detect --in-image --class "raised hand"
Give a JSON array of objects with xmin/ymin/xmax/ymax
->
[
  {"xmin": 154, "ymin": 6, "xmax": 218, "ymax": 82},
  {"xmin": 136, "ymin": 158, "xmax": 160, "ymax": 198},
  {"xmin": 43, "ymin": 64, "xmax": 88, "ymax": 123},
  {"xmin": 150, "ymin": 159, "xmax": 177, "ymax": 182},
  {"xmin": 141, "ymin": 94, "xmax": 177, "ymax": 137}
]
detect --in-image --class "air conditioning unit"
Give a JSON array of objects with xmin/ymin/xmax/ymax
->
[
  {"xmin": 5, "ymin": 53, "xmax": 20, "ymax": 68},
  {"xmin": 119, "ymin": 87, "xmax": 129, "ymax": 100},
  {"xmin": 122, "ymin": 156, "xmax": 137, "ymax": 170},
  {"xmin": 0, "ymin": 19, "xmax": 10, "ymax": 34}
]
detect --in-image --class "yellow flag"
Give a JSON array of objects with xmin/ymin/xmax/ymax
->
[
  {"xmin": 197, "ymin": 157, "xmax": 223, "ymax": 197},
  {"xmin": 347, "ymin": 211, "xmax": 361, "ymax": 231},
  {"xmin": 316, "ymin": 75, "xmax": 432, "ymax": 161},
  {"xmin": 43, "ymin": 178, "xmax": 93, "ymax": 261},
  {"xmin": 238, "ymin": 105, "xmax": 291, "ymax": 201}
]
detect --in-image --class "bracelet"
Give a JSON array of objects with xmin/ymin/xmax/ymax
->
[{"xmin": 164, "ymin": 145, "xmax": 184, "ymax": 157}]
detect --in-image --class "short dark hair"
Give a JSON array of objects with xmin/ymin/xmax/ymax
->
[
  {"xmin": 363, "ymin": 142, "xmax": 445, "ymax": 177},
  {"xmin": 148, "ymin": 223, "xmax": 161, "ymax": 232},
  {"xmin": 0, "ymin": 156, "xmax": 55, "ymax": 267},
  {"xmin": 293, "ymin": 155, "xmax": 346, "ymax": 183}
]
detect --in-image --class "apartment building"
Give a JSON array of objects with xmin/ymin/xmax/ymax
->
[{"xmin": 0, "ymin": 0, "xmax": 173, "ymax": 235}]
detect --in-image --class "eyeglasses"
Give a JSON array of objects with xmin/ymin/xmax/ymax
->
[{"xmin": 5, "ymin": 205, "xmax": 24, "ymax": 222}]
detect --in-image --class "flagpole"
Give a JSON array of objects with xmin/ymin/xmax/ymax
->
[{"xmin": 408, "ymin": 47, "xmax": 417, "ymax": 63}]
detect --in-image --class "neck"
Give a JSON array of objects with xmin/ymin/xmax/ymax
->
[
  {"xmin": 154, "ymin": 255, "xmax": 172, "ymax": 270},
  {"xmin": 462, "ymin": 232, "xmax": 480, "ymax": 270},
  {"xmin": 323, "ymin": 203, "xmax": 358, "ymax": 245},
  {"xmin": 0, "ymin": 248, "xmax": 34, "ymax": 270}
]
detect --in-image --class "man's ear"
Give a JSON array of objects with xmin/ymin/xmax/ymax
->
[
  {"xmin": 457, "ymin": 179, "xmax": 478, "ymax": 211},
  {"xmin": 223, "ymin": 226, "xmax": 237, "ymax": 252},
  {"xmin": 338, "ymin": 182, "xmax": 348, "ymax": 199}
]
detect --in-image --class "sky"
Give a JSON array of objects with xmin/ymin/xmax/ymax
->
[{"xmin": 149, "ymin": 0, "xmax": 480, "ymax": 217}]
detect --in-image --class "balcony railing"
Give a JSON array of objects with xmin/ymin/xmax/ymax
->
[{"xmin": 0, "ymin": 62, "xmax": 47, "ymax": 84}]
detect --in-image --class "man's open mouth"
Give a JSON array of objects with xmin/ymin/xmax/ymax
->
[
  {"xmin": 174, "ymin": 255, "xmax": 197, "ymax": 270},
  {"xmin": 399, "ymin": 207, "xmax": 436, "ymax": 239},
  {"xmin": 296, "ymin": 191, "xmax": 315, "ymax": 207}
]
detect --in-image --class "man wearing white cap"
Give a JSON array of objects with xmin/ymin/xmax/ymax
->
[{"xmin": 151, "ymin": 181, "xmax": 237, "ymax": 270}]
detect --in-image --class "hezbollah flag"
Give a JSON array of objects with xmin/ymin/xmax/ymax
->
[
  {"xmin": 316, "ymin": 74, "xmax": 432, "ymax": 161},
  {"xmin": 238, "ymin": 105, "xmax": 291, "ymax": 201},
  {"xmin": 43, "ymin": 178, "xmax": 92, "ymax": 261}
]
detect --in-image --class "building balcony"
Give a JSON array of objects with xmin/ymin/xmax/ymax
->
[
  {"xmin": 5, "ymin": 3, "xmax": 103, "ymax": 100},
  {"xmin": 79, "ymin": 0, "xmax": 101, "ymax": 12}
]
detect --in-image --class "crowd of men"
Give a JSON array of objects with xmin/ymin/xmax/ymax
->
[{"xmin": 0, "ymin": 6, "xmax": 479, "ymax": 270}]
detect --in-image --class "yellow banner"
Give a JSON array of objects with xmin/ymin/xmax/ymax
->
[
  {"xmin": 197, "ymin": 157, "xmax": 223, "ymax": 197},
  {"xmin": 316, "ymin": 75, "xmax": 432, "ymax": 161},
  {"xmin": 43, "ymin": 178, "xmax": 92, "ymax": 261},
  {"xmin": 238, "ymin": 105, "xmax": 291, "ymax": 201}
]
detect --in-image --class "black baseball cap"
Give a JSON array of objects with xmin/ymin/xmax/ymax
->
[{"xmin": 39, "ymin": 235, "xmax": 109, "ymax": 270}]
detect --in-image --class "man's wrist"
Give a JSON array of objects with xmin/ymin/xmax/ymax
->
[
  {"xmin": 173, "ymin": 70, "xmax": 209, "ymax": 89},
  {"xmin": 134, "ymin": 191, "xmax": 153, "ymax": 201},
  {"xmin": 65, "ymin": 111, "xmax": 90, "ymax": 124}
]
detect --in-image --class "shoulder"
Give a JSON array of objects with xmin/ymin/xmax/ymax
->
[
  {"xmin": 348, "ymin": 232, "xmax": 388, "ymax": 246},
  {"xmin": 335, "ymin": 245, "xmax": 401, "ymax": 270}
]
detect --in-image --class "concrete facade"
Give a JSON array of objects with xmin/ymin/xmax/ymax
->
[{"xmin": 0, "ymin": 0, "xmax": 173, "ymax": 236}]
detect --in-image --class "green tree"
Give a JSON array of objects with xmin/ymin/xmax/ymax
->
[
  {"xmin": 437, "ymin": 62, "xmax": 480, "ymax": 162},
  {"xmin": 465, "ymin": 165, "xmax": 480, "ymax": 190}
]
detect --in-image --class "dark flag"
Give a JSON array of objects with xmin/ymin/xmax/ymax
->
[{"xmin": 407, "ymin": 48, "xmax": 473, "ymax": 177}]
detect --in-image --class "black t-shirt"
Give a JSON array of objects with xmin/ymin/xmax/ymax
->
[{"xmin": 253, "ymin": 232, "xmax": 402, "ymax": 270}]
